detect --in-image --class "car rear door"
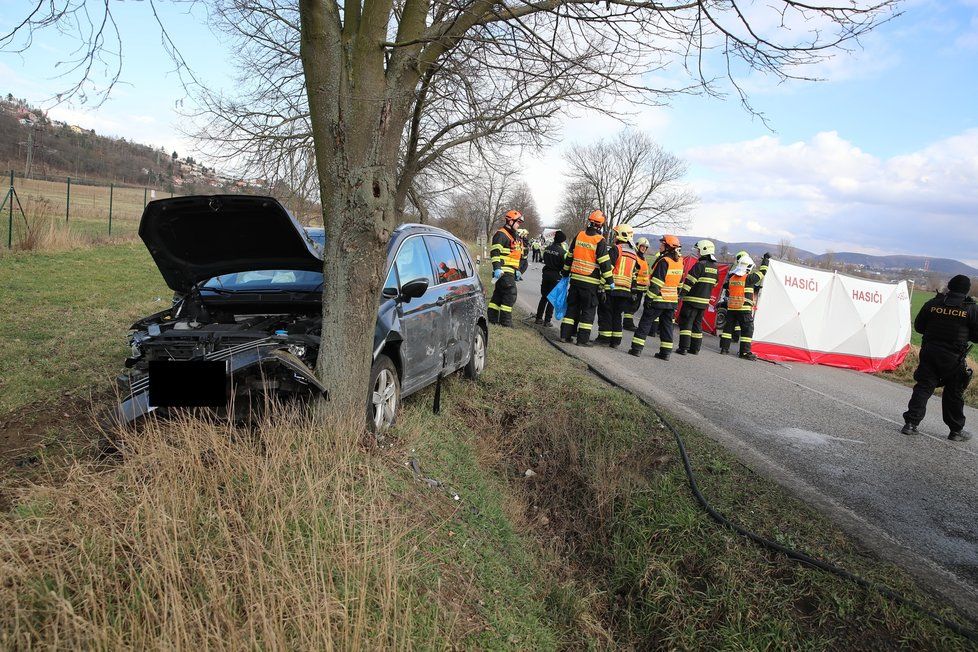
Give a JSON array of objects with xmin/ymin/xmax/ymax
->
[
  {"xmin": 393, "ymin": 235, "xmax": 444, "ymax": 393},
  {"xmin": 423, "ymin": 235, "xmax": 477, "ymax": 372}
]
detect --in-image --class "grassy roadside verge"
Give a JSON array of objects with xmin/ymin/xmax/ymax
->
[
  {"xmin": 2, "ymin": 319, "xmax": 972, "ymax": 648},
  {"xmin": 0, "ymin": 243, "xmax": 169, "ymax": 415}
]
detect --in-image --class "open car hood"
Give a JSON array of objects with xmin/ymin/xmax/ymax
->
[{"xmin": 139, "ymin": 195, "xmax": 323, "ymax": 293}]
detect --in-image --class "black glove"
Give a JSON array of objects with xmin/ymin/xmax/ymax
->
[
  {"xmin": 762, "ymin": 252, "xmax": 771, "ymax": 262},
  {"xmin": 598, "ymin": 290, "xmax": 607, "ymax": 305}
]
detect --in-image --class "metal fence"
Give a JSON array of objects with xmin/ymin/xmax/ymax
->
[{"xmin": 2, "ymin": 170, "xmax": 321, "ymax": 249}]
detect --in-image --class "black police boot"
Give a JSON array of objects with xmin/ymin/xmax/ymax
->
[
  {"xmin": 948, "ymin": 431, "xmax": 972, "ymax": 442},
  {"xmin": 628, "ymin": 347, "xmax": 642, "ymax": 357},
  {"xmin": 534, "ymin": 317, "xmax": 544, "ymax": 324},
  {"xmin": 543, "ymin": 319, "xmax": 553, "ymax": 327},
  {"xmin": 675, "ymin": 348, "xmax": 687, "ymax": 355},
  {"xmin": 577, "ymin": 332, "xmax": 592, "ymax": 347},
  {"xmin": 654, "ymin": 351, "xmax": 670, "ymax": 361},
  {"xmin": 623, "ymin": 319, "xmax": 636, "ymax": 331},
  {"xmin": 595, "ymin": 334, "xmax": 610, "ymax": 344},
  {"xmin": 719, "ymin": 342, "xmax": 730, "ymax": 355},
  {"xmin": 689, "ymin": 339, "xmax": 702, "ymax": 355},
  {"xmin": 901, "ymin": 422, "xmax": 918, "ymax": 436},
  {"xmin": 609, "ymin": 336, "xmax": 621, "ymax": 349}
]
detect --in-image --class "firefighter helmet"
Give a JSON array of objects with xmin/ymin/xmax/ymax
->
[
  {"xmin": 613, "ymin": 223, "xmax": 635, "ymax": 243},
  {"xmin": 587, "ymin": 210, "xmax": 606, "ymax": 226},
  {"xmin": 504, "ymin": 210, "xmax": 524, "ymax": 225},
  {"xmin": 660, "ymin": 234, "xmax": 681, "ymax": 249},
  {"xmin": 694, "ymin": 239, "xmax": 716, "ymax": 256},
  {"xmin": 635, "ymin": 237, "xmax": 650, "ymax": 252}
]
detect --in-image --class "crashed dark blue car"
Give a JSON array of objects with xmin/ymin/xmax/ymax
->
[{"xmin": 116, "ymin": 195, "xmax": 488, "ymax": 431}]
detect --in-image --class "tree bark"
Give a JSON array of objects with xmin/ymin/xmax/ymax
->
[{"xmin": 300, "ymin": 0, "xmax": 401, "ymax": 415}]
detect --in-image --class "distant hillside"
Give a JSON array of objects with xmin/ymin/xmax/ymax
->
[
  {"xmin": 0, "ymin": 93, "xmax": 261, "ymax": 194},
  {"xmin": 636, "ymin": 234, "xmax": 978, "ymax": 277}
]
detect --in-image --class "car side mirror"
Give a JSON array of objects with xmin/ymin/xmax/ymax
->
[
  {"xmin": 382, "ymin": 286, "xmax": 398, "ymax": 300},
  {"xmin": 400, "ymin": 278, "xmax": 429, "ymax": 303}
]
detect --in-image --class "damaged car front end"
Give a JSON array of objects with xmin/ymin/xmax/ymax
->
[{"xmin": 113, "ymin": 195, "xmax": 329, "ymax": 426}]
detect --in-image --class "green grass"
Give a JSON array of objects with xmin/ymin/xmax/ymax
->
[
  {"xmin": 0, "ymin": 243, "xmax": 169, "ymax": 415},
  {"xmin": 1, "ymin": 243, "xmax": 974, "ymax": 648},
  {"xmin": 424, "ymin": 324, "xmax": 973, "ymax": 650}
]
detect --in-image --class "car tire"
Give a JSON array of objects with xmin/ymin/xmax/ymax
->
[
  {"xmin": 368, "ymin": 354, "xmax": 400, "ymax": 433},
  {"xmin": 464, "ymin": 326, "xmax": 487, "ymax": 380}
]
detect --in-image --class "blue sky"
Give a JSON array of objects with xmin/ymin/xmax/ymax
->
[{"xmin": 2, "ymin": 0, "xmax": 977, "ymax": 266}]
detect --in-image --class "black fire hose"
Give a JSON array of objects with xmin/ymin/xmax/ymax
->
[{"xmin": 539, "ymin": 334, "xmax": 978, "ymax": 644}]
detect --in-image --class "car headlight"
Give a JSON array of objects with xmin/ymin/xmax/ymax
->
[{"xmin": 288, "ymin": 344, "xmax": 307, "ymax": 358}]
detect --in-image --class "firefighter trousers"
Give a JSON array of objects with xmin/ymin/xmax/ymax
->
[
  {"xmin": 630, "ymin": 299, "xmax": 676, "ymax": 356},
  {"xmin": 721, "ymin": 310, "xmax": 753, "ymax": 355},
  {"xmin": 488, "ymin": 273, "xmax": 517, "ymax": 327},
  {"xmin": 677, "ymin": 304, "xmax": 707, "ymax": 354},
  {"xmin": 903, "ymin": 345, "xmax": 971, "ymax": 432},
  {"xmin": 623, "ymin": 293, "xmax": 643, "ymax": 330},
  {"xmin": 561, "ymin": 283, "xmax": 598, "ymax": 344},
  {"xmin": 597, "ymin": 293, "xmax": 632, "ymax": 346}
]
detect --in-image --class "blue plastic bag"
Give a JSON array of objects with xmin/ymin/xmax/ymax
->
[{"xmin": 547, "ymin": 277, "xmax": 570, "ymax": 322}]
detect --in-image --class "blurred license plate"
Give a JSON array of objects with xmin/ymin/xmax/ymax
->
[{"xmin": 148, "ymin": 360, "xmax": 228, "ymax": 407}]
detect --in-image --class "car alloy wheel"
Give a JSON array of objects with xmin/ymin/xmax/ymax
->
[
  {"xmin": 372, "ymin": 368, "xmax": 397, "ymax": 431},
  {"xmin": 465, "ymin": 327, "xmax": 487, "ymax": 379}
]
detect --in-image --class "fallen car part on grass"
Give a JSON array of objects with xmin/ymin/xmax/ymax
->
[{"xmin": 539, "ymin": 333, "xmax": 978, "ymax": 644}]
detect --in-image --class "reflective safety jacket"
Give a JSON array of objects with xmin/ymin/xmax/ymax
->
[
  {"xmin": 680, "ymin": 255, "xmax": 719, "ymax": 307},
  {"xmin": 724, "ymin": 263, "xmax": 767, "ymax": 311},
  {"xmin": 634, "ymin": 255, "xmax": 651, "ymax": 295},
  {"xmin": 490, "ymin": 227, "xmax": 523, "ymax": 274},
  {"xmin": 563, "ymin": 228, "xmax": 613, "ymax": 286},
  {"xmin": 647, "ymin": 253, "xmax": 684, "ymax": 306},
  {"xmin": 609, "ymin": 243, "xmax": 640, "ymax": 295}
]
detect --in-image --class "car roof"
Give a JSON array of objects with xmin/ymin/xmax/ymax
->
[{"xmin": 393, "ymin": 223, "xmax": 462, "ymax": 241}]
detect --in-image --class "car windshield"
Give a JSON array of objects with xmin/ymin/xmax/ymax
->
[{"xmin": 202, "ymin": 269, "xmax": 323, "ymax": 292}]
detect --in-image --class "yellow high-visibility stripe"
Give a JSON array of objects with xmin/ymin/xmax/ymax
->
[
  {"xmin": 631, "ymin": 336, "xmax": 646, "ymax": 346},
  {"xmin": 499, "ymin": 305, "xmax": 513, "ymax": 313},
  {"xmin": 661, "ymin": 342, "xmax": 673, "ymax": 349}
]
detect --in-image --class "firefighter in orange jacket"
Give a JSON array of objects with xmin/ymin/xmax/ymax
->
[
  {"xmin": 561, "ymin": 210, "xmax": 614, "ymax": 346},
  {"xmin": 597, "ymin": 224, "xmax": 640, "ymax": 348},
  {"xmin": 719, "ymin": 251, "xmax": 770, "ymax": 359},
  {"xmin": 624, "ymin": 237, "xmax": 651, "ymax": 331},
  {"xmin": 629, "ymin": 235, "xmax": 683, "ymax": 359},
  {"xmin": 488, "ymin": 210, "xmax": 525, "ymax": 327}
]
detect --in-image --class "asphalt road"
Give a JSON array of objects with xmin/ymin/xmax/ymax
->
[{"xmin": 514, "ymin": 262, "xmax": 978, "ymax": 618}]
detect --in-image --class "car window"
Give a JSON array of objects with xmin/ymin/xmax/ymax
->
[
  {"xmin": 395, "ymin": 236, "xmax": 434, "ymax": 286},
  {"xmin": 202, "ymin": 269, "xmax": 323, "ymax": 292},
  {"xmin": 425, "ymin": 236, "xmax": 465, "ymax": 284},
  {"xmin": 383, "ymin": 264, "xmax": 398, "ymax": 294},
  {"xmin": 451, "ymin": 240, "xmax": 474, "ymax": 278}
]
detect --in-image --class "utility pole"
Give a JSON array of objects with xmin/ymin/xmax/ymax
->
[{"xmin": 24, "ymin": 126, "xmax": 34, "ymax": 178}]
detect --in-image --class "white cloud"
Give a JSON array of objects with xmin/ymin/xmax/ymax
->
[{"xmin": 682, "ymin": 129, "xmax": 978, "ymax": 264}]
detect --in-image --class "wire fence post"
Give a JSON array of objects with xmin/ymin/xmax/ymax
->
[
  {"xmin": 108, "ymin": 183, "xmax": 114, "ymax": 235},
  {"xmin": 143, "ymin": 187, "xmax": 147, "ymax": 209},
  {"xmin": 66, "ymin": 176, "xmax": 71, "ymax": 222},
  {"xmin": 6, "ymin": 170, "xmax": 12, "ymax": 249}
]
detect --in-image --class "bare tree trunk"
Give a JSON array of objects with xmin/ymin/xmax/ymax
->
[{"xmin": 300, "ymin": 0, "xmax": 401, "ymax": 414}]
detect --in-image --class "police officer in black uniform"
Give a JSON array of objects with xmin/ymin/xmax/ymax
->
[
  {"xmin": 902, "ymin": 275, "xmax": 978, "ymax": 441},
  {"xmin": 536, "ymin": 230, "xmax": 567, "ymax": 326}
]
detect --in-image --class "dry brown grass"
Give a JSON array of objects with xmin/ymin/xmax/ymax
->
[
  {"xmin": 4, "ymin": 194, "xmax": 137, "ymax": 253},
  {"xmin": 0, "ymin": 405, "xmax": 449, "ymax": 649}
]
